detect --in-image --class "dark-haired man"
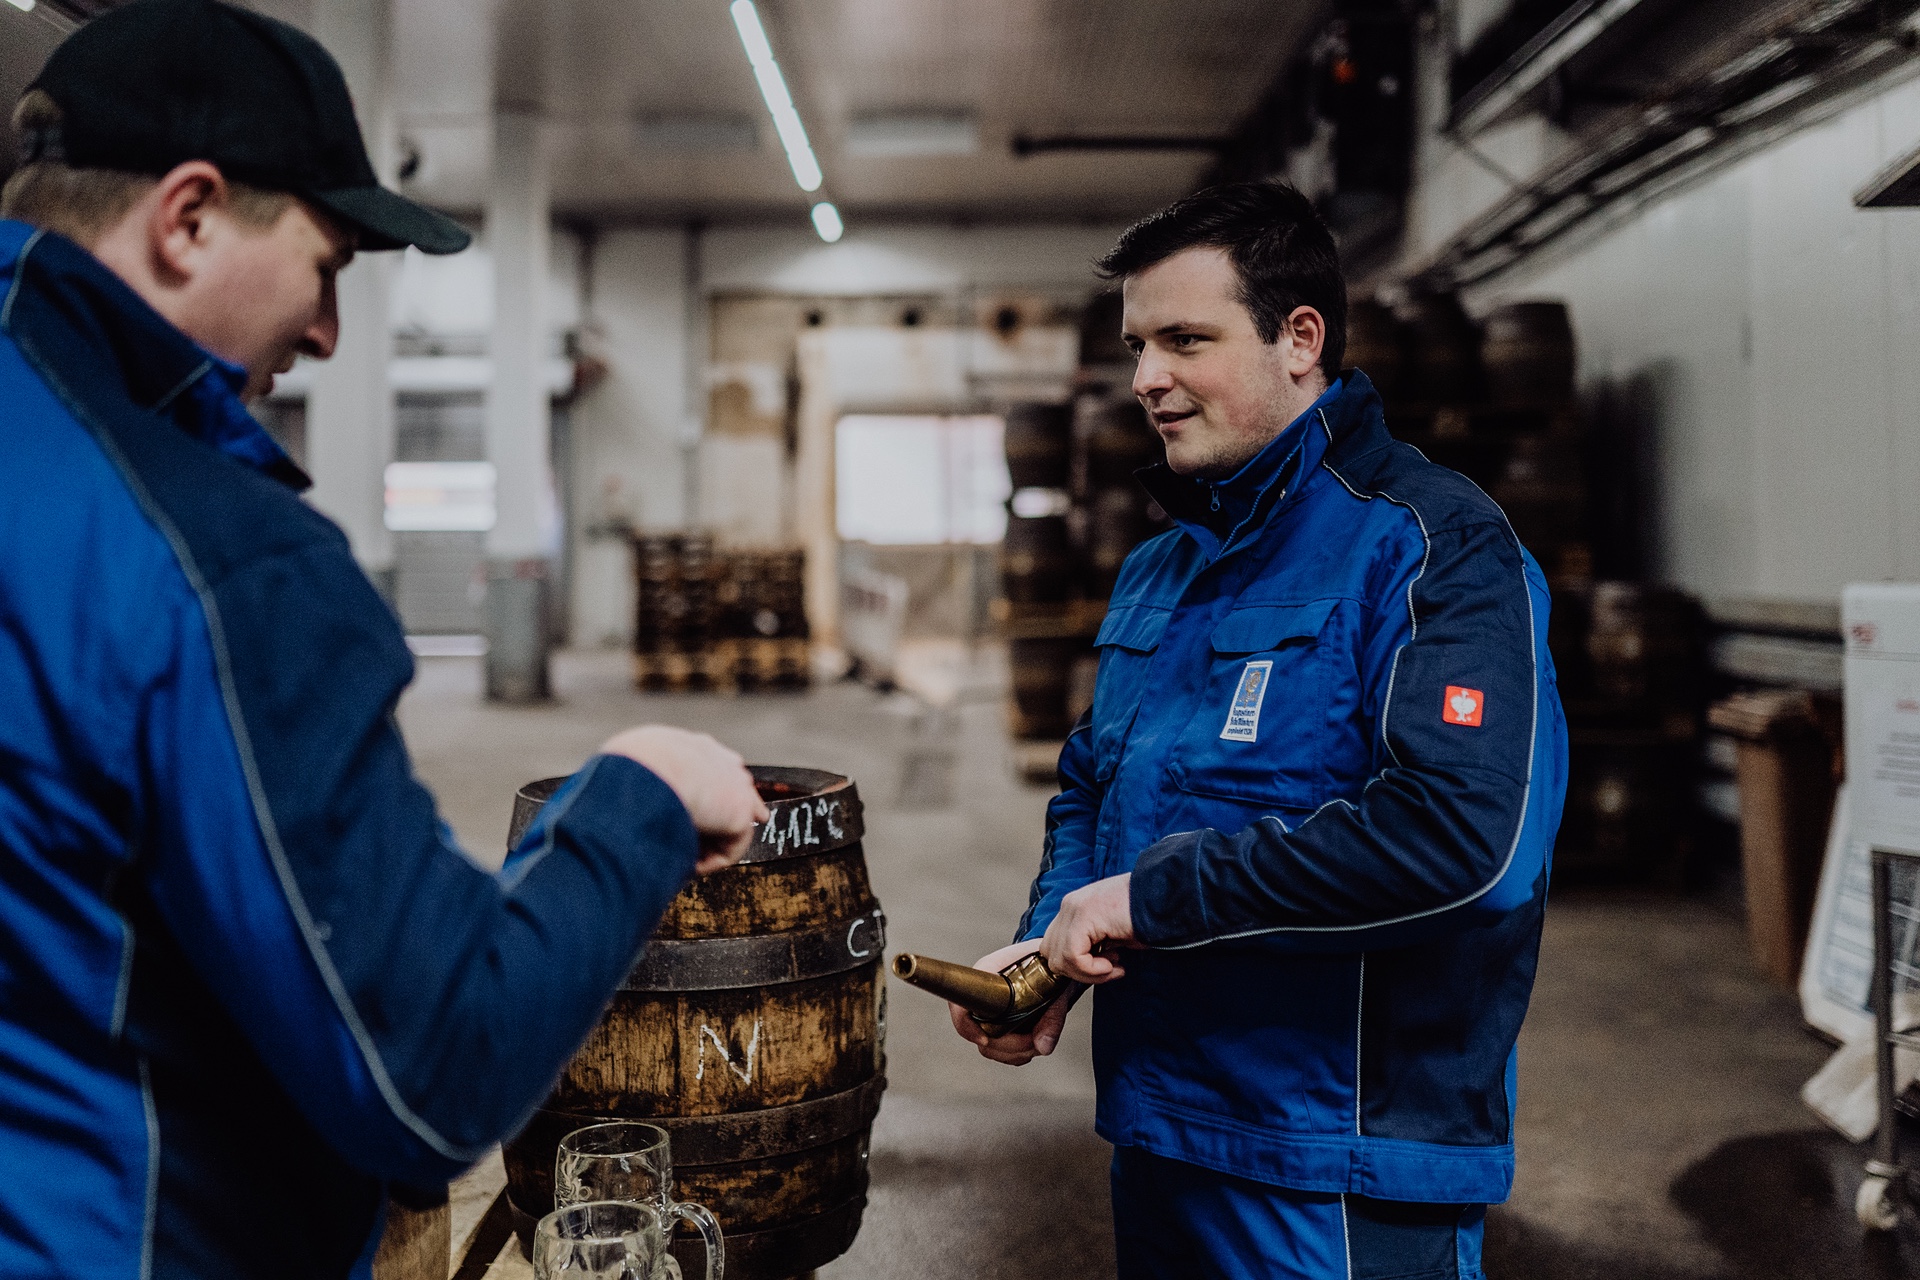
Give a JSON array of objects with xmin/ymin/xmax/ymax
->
[
  {"xmin": 952, "ymin": 182, "xmax": 1567, "ymax": 1277},
  {"xmin": 0, "ymin": 0, "xmax": 766, "ymax": 1274}
]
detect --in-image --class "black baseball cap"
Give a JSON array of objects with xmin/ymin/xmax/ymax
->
[{"xmin": 24, "ymin": 0, "xmax": 469, "ymax": 254}]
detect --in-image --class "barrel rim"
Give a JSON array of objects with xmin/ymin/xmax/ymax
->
[{"xmin": 509, "ymin": 764, "xmax": 866, "ymax": 860}]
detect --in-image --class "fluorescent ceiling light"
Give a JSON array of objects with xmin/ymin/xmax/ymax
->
[
  {"xmin": 846, "ymin": 111, "xmax": 978, "ymax": 158},
  {"xmin": 634, "ymin": 112, "xmax": 758, "ymax": 152},
  {"xmin": 811, "ymin": 202, "xmax": 844, "ymax": 243},
  {"xmin": 4, "ymin": 0, "xmax": 37, "ymax": 12},
  {"xmin": 730, "ymin": 0, "xmax": 823, "ymax": 192}
]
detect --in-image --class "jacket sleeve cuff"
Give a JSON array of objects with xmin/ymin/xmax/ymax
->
[{"xmin": 1129, "ymin": 829, "xmax": 1216, "ymax": 948}]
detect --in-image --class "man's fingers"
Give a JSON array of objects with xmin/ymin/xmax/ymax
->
[
  {"xmin": 948, "ymin": 1002, "xmax": 989, "ymax": 1046},
  {"xmin": 1031, "ymin": 992, "xmax": 1073, "ymax": 1055}
]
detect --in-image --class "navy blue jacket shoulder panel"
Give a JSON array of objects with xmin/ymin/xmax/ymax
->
[{"xmin": 0, "ymin": 223, "xmax": 701, "ymax": 1276}]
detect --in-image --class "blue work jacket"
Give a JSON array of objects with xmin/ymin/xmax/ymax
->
[
  {"xmin": 1019, "ymin": 372, "xmax": 1568, "ymax": 1205},
  {"xmin": 0, "ymin": 222, "xmax": 699, "ymax": 1277}
]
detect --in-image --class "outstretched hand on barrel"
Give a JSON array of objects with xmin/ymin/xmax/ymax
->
[
  {"xmin": 949, "ymin": 939, "xmax": 1080, "ymax": 1066},
  {"xmin": 599, "ymin": 726, "xmax": 769, "ymax": 874}
]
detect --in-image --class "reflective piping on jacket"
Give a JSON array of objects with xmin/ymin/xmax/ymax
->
[
  {"xmin": 139, "ymin": 1055, "xmax": 158, "ymax": 1280},
  {"xmin": 1340, "ymin": 1194, "xmax": 1354, "ymax": 1280},
  {"xmin": 1353, "ymin": 954, "xmax": 1366, "ymax": 1136},
  {"xmin": 1153, "ymin": 415, "xmax": 1542, "ymax": 946},
  {"xmin": 497, "ymin": 756, "xmax": 604, "ymax": 893},
  {"xmin": 150, "ymin": 358, "xmax": 213, "ymax": 414},
  {"xmin": 7, "ymin": 229, "xmax": 483, "ymax": 1164},
  {"xmin": 110, "ymin": 907, "xmax": 135, "ymax": 1040},
  {"xmin": 0, "ymin": 228, "xmax": 44, "ymax": 328}
]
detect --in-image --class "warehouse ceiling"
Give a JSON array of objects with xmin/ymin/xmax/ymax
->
[
  {"xmin": 0, "ymin": 0, "xmax": 1320, "ymax": 225},
  {"xmin": 396, "ymin": 0, "xmax": 1322, "ymax": 223}
]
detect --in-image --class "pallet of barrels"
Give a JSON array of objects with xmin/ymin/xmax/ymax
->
[
  {"xmin": 633, "ymin": 537, "xmax": 810, "ymax": 693},
  {"xmin": 501, "ymin": 766, "xmax": 885, "ymax": 1279}
]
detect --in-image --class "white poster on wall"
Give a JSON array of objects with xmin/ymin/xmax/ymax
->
[{"xmin": 1803, "ymin": 584, "xmax": 1920, "ymax": 1039}]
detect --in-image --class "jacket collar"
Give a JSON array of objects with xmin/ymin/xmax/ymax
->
[
  {"xmin": 0, "ymin": 220, "xmax": 310, "ymax": 491},
  {"xmin": 1138, "ymin": 373, "xmax": 1361, "ymax": 561}
]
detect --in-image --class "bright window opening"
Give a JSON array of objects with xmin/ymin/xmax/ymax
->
[{"xmin": 835, "ymin": 415, "xmax": 1009, "ymax": 545}]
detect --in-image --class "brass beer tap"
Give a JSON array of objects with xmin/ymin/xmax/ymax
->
[{"xmin": 891, "ymin": 950, "xmax": 1069, "ymax": 1038}]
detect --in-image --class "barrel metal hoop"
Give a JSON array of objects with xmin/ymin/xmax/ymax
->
[
  {"xmin": 539, "ymin": 1073, "xmax": 886, "ymax": 1166},
  {"xmin": 624, "ymin": 907, "xmax": 886, "ymax": 990}
]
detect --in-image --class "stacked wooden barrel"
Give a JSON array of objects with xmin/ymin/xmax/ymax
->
[
  {"xmin": 713, "ymin": 550, "xmax": 811, "ymax": 691},
  {"xmin": 995, "ymin": 364, "xmax": 1168, "ymax": 757},
  {"xmin": 502, "ymin": 766, "xmax": 885, "ymax": 1280},
  {"xmin": 634, "ymin": 535, "xmax": 718, "ymax": 690},
  {"xmin": 1553, "ymin": 582, "xmax": 1707, "ymax": 880},
  {"xmin": 1356, "ymin": 292, "xmax": 1706, "ymax": 882}
]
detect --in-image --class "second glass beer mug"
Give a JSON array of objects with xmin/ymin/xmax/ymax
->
[{"xmin": 556, "ymin": 1121, "xmax": 724, "ymax": 1280}]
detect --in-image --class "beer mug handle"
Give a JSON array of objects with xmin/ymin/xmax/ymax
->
[{"xmin": 669, "ymin": 1200, "xmax": 723, "ymax": 1280}]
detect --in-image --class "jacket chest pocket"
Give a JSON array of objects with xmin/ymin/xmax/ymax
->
[
  {"xmin": 1090, "ymin": 604, "xmax": 1170, "ymax": 782},
  {"xmin": 1166, "ymin": 599, "xmax": 1337, "ymax": 809}
]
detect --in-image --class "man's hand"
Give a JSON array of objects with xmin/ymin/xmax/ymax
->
[
  {"xmin": 1041, "ymin": 874, "xmax": 1137, "ymax": 983},
  {"xmin": 598, "ymin": 726, "xmax": 769, "ymax": 874},
  {"xmin": 947, "ymin": 939, "xmax": 1082, "ymax": 1066}
]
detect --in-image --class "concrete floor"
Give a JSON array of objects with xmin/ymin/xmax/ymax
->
[{"xmin": 401, "ymin": 647, "xmax": 1920, "ymax": 1279}]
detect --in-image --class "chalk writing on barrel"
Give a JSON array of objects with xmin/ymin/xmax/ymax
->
[{"xmin": 695, "ymin": 1018, "xmax": 761, "ymax": 1085}]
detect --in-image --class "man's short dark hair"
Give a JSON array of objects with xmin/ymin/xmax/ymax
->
[{"xmin": 1096, "ymin": 181, "xmax": 1347, "ymax": 379}]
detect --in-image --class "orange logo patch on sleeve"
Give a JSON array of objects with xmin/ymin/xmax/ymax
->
[{"xmin": 1443, "ymin": 686, "xmax": 1484, "ymax": 726}]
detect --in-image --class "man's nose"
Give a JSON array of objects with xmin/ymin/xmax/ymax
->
[
  {"xmin": 1133, "ymin": 348, "xmax": 1174, "ymax": 400},
  {"xmin": 301, "ymin": 279, "xmax": 340, "ymax": 360}
]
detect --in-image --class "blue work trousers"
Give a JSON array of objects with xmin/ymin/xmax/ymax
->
[{"xmin": 1111, "ymin": 1147, "xmax": 1487, "ymax": 1279}]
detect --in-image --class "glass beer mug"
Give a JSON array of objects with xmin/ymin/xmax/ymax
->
[
  {"xmin": 556, "ymin": 1122, "xmax": 723, "ymax": 1280},
  {"xmin": 533, "ymin": 1201, "xmax": 668, "ymax": 1280}
]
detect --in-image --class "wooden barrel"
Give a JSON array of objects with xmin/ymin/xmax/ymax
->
[
  {"xmin": 1344, "ymin": 298, "xmax": 1407, "ymax": 401},
  {"xmin": 1585, "ymin": 581, "xmax": 1704, "ymax": 716},
  {"xmin": 502, "ymin": 767, "xmax": 885, "ymax": 1280},
  {"xmin": 1488, "ymin": 432, "xmax": 1586, "ymax": 552},
  {"xmin": 1078, "ymin": 289, "xmax": 1131, "ymax": 368},
  {"xmin": 1000, "ymin": 514, "xmax": 1074, "ymax": 604},
  {"xmin": 1402, "ymin": 293, "xmax": 1480, "ymax": 405},
  {"xmin": 1481, "ymin": 301, "xmax": 1575, "ymax": 407},
  {"xmin": 1002, "ymin": 403, "xmax": 1074, "ymax": 491},
  {"xmin": 1085, "ymin": 486, "xmax": 1155, "ymax": 600},
  {"xmin": 1557, "ymin": 727, "xmax": 1692, "ymax": 880},
  {"xmin": 1080, "ymin": 396, "xmax": 1161, "ymax": 488},
  {"xmin": 1008, "ymin": 637, "xmax": 1081, "ymax": 739}
]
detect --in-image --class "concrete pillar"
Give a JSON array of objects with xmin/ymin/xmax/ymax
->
[
  {"xmin": 305, "ymin": 0, "xmax": 397, "ymax": 601},
  {"xmin": 483, "ymin": 107, "xmax": 554, "ymax": 701}
]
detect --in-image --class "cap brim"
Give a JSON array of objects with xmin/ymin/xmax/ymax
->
[{"xmin": 311, "ymin": 185, "xmax": 472, "ymax": 255}]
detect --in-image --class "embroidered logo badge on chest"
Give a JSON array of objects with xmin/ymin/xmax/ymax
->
[
  {"xmin": 1443, "ymin": 685, "xmax": 1485, "ymax": 727},
  {"xmin": 1219, "ymin": 660, "xmax": 1274, "ymax": 742}
]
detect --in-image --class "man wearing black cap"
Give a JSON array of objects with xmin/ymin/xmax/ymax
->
[{"xmin": 0, "ymin": 1, "xmax": 767, "ymax": 1275}]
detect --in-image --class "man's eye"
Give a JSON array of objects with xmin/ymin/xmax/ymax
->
[{"xmin": 1172, "ymin": 334, "xmax": 1200, "ymax": 348}]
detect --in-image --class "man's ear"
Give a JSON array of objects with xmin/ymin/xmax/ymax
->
[
  {"xmin": 1281, "ymin": 305, "xmax": 1327, "ymax": 380},
  {"xmin": 146, "ymin": 160, "xmax": 228, "ymax": 285}
]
